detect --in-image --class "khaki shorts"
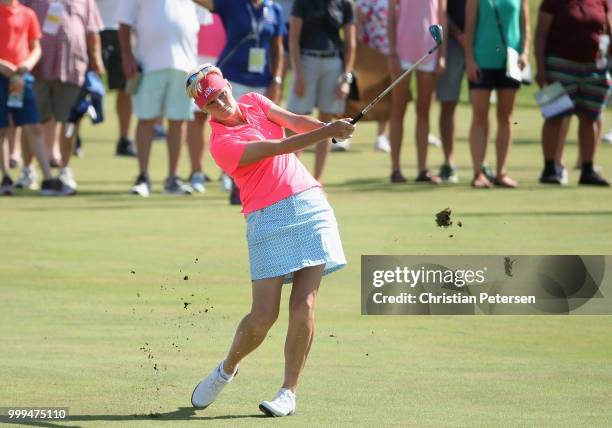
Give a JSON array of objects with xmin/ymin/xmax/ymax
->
[
  {"xmin": 34, "ymin": 80, "xmax": 81, "ymax": 123},
  {"xmin": 133, "ymin": 69, "xmax": 193, "ymax": 121}
]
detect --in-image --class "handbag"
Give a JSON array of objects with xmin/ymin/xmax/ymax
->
[{"xmin": 490, "ymin": 0, "xmax": 531, "ymax": 84}]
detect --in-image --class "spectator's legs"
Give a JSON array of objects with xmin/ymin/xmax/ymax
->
[
  {"xmin": 542, "ymin": 117, "xmax": 563, "ymax": 163},
  {"xmin": 135, "ymin": 118, "xmax": 156, "ymax": 175},
  {"xmin": 186, "ymin": 112, "xmax": 208, "ymax": 176},
  {"xmin": 166, "ymin": 119, "xmax": 185, "ymax": 177},
  {"xmin": 0, "ymin": 128, "xmax": 8, "ymax": 177},
  {"xmin": 117, "ymin": 90, "xmax": 132, "ymax": 140},
  {"xmin": 41, "ymin": 120, "xmax": 61, "ymax": 166},
  {"xmin": 389, "ymin": 72, "xmax": 412, "ymax": 175},
  {"xmin": 59, "ymin": 122, "xmax": 77, "ymax": 168},
  {"xmin": 439, "ymin": 101, "xmax": 457, "ymax": 166},
  {"xmin": 469, "ymin": 90, "xmax": 491, "ymax": 177},
  {"xmin": 577, "ymin": 114, "xmax": 597, "ymax": 164},
  {"xmin": 314, "ymin": 112, "xmax": 333, "ymax": 182},
  {"xmin": 8, "ymin": 125, "xmax": 21, "ymax": 167},
  {"xmin": 21, "ymin": 124, "xmax": 53, "ymax": 181},
  {"xmin": 554, "ymin": 116, "xmax": 570, "ymax": 168},
  {"xmin": 494, "ymin": 89, "xmax": 517, "ymax": 179},
  {"xmin": 415, "ymin": 71, "xmax": 436, "ymax": 174},
  {"xmin": 377, "ymin": 120, "xmax": 389, "ymax": 140}
]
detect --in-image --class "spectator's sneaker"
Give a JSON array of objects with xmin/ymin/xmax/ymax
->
[
  {"xmin": 602, "ymin": 130, "xmax": 612, "ymax": 144},
  {"xmin": 259, "ymin": 388, "xmax": 296, "ymax": 417},
  {"xmin": 331, "ymin": 138, "xmax": 351, "ymax": 152},
  {"xmin": 390, "ymin": 169, "xmax": 407, "ymax": 183},
  {"xmin": 480, "ymin": 164, "xmax": 496, "ymax": 182},
  {"xmin": 1, "ymin": 175, "xmax": 15, "ymax": 196},
  {"xmin": 189, "ymin": 172, "xmax": 206, "ymax": 193},
  {"xmin": 374, "ymin": 135, "xmax": 390, "ymax": 153},
  {"xmin": 428, "ymin": 133, "xmax": 442, "ymax": 147},
  {"xmin": 191, "ymin": 361, "xmax": 238, "ymax": 409},
  {"xmin": 439, "ymin": 163, "xmax": 459, "ymax": 183},
  {"xmin": 415, "ymin": 170, "xmax": 442, "ymax": 184},
  {"xmin": 115, "ymin": 137, "xmax": 137, "ymax": 157},
  {"xmin": 539, "ymin": 169, "xmax": 562, "ymax": 185},
  {"xmin": 129, "ymin": 173, "xmax": 151, "ymax": 197},
  {"xmin": 220, "ymin": 173, "xmax": 233, "ymax": 192},
  {"xmin": 15, "ymin": 167, "xmax": 38, "ymax": 190},
  {"xmin": 59, "ymin": 166, "xmax": 77, "ymax": 191},
  {"xmin": 579, "ymin": 171, "xmax": 610, "ymax": 186},
  {"xmin": 153, "ymin": 123, "xmax": 166, "ymax": 140},
  {"xmin": 556, "ymin": 164, "xmax": 568, "ymax": 185},
  {"xmin": 230, "ymin": 183, "xmax": 241, "ymax": 205},
  {"xmin": 164, "ymin": 175, "xmax": 192, "ymax": 195},
  {"xmin": 40, "ymin": 178, "xmax": 76, "ymax": 196}
]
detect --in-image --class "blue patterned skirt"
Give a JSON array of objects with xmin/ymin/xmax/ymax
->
[{"xmin": 246, "ymin": 187, "xmax": 346, "ymax": 284}]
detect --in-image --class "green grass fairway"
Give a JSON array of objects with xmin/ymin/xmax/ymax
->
[{"xmin": 1, "ymin": 95, "xmax": 612, "ymax": 427}]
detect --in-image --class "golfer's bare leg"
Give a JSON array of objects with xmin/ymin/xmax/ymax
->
[
  {"xmin": 283, "ymin": 264, "xmax": 324, "ymax": 393},
  {"xmin": 223, "ymin": 276, "xmax": 284, "ymax": 374}
]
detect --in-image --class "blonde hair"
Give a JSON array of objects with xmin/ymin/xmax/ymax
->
[{"xmin": 185, "ymin": 63, "xmax": 223, "ymax": 100}]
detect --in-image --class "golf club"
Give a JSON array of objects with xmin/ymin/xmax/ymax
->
[{"xmin": 332, "ymin": 24, "xmax": 444, "ymax": 144}]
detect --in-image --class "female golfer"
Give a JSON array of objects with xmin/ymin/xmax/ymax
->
[{"xmin": 186, "ymin": 64, "xmax": 353, "ymax": 417}]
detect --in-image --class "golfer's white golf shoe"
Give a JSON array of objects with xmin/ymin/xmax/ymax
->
[
  {"xmin": 191, "ymin": 361, "xmax": 237, "ymax": 409},
  {"xmin": 259, "ymin": 388, "xmax": 296, "ymax": 417}
]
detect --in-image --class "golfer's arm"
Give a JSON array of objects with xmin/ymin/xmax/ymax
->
[
  {"xmin": 289, "ymin": 17, "xmax": 303, "ymax": 77},
  {"xmin": 192, "ymin": 0, "xmax": 213, "ymax": 10},
  {"xmin": 238, "ymin": 127, "xmax": 332, "ymax": 166},
  {"xmin": 387, "ymin": 0, "xmax": 398, "ymax": 56},
  {"xmin": 520, "ymin": 0, "xmax": 530, "ymax": 54},
  {"xmin": 267, "ymin": 103, "xmax": 326, "ymax": 133},
  {"xmin": 342, "ymin": 23, "xmax": 356, "ymax": 74},
  {"xmin": 534, "ymin": 12, "xmax": 552, "ymax": 75},
  {"xmin": 464, "ymin": 0, "xmax": 478, "ymax": 61}
]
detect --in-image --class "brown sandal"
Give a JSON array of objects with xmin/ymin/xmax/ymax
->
[
  {"xmin": 471, "ymin": 173, "xmax": 492, "ymax": 188},
  {"xmin": 494, "ymin": 174, "xmax": 518, "ymax": 188}
]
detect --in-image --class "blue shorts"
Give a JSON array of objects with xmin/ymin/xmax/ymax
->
[
  {"xmin": 246, "ymin": 187, "xmax": 347, "ymax": 284},
  {"xmin": 0, "ymin": 74, "xmax": 40, "ymax": 128}
]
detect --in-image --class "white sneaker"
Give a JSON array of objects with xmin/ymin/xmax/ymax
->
[
  {"xmin": 374, "ymin": 135, "xmax": 390, "ymax": 153},
  {"xmin": 129, "ymin": 174, "xmax": 151, "ymax": 198},
  {"xmin": 331, "ymin": 138, "xmax": 351, "ymax": 152},
  {"xmin": 191, "ymin": 361, "xmax": 238, "ymax": 409},
  {"xmin": 164, "ymin": 175, "xmax": 192, "ymax": 195},
  {"xmin": 602, "ymin": 130, "xmax": 612, "ymax": 144},
  {"xmin": 220, "ymin": 173, "xmax": 233, "ymax": 192},
  {"xmin": 58, "ymin": 167, "xmax": 77, "ymax": 191},
  {"xmin": 427, "ymin": 133, "xmax": 442, "ymax": 147},
  {"xmin": 190, "ymin": 172, "xmax": 206, "ymax": 193},
  {"xmin": 15, "ymin": 166, "xmax": 38, "ymax": 190},
  {"xmin": 259, "ymin": 388, "xmax": 296, "ymax": 417}
]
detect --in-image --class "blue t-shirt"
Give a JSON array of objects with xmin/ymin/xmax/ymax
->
[{"xmin": 214, "ymin": 0, "xmax": 286, "ymax": 87}]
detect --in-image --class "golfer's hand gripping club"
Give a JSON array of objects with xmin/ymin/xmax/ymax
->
[
  {"xmin": 331, "ymin": 25, "xmax": 443, "ymax": 145},
  {"xmin": 326, "ymin": 119, "xmax": 356, "ymax": 142}
]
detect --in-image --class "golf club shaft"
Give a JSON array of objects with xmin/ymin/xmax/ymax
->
[{"xmin": 332, "ymin": 44, "xmax": 440, "ymax": 144}]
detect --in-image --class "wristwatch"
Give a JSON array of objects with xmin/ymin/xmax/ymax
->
[
  {"xmin": 272, "ymin": 76, "xmax": 283, "ymax": 85},
  {"xmin": 342, "ymin": 72, "xmax": 353, "ymax": 84}
]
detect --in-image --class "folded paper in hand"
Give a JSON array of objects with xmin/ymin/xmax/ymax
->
[{"xmin": 534, "ymin": 82, "xmax": 574, "ymax": 119}]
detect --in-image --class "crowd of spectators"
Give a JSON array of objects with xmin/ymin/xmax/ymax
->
[{"xmin": 1, "ymin": 0, "xmax": 610, "ymax": 199}]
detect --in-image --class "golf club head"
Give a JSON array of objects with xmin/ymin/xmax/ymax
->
[{"xmin": 429, "ymin": 25, "xmax": 443, "ymax": 47}]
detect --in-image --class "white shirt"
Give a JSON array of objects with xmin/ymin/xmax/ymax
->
[
  {"xmin": 96, "ymin": 0, "xmax": 119, "ymax": 30},
  {"xmin": 116, "ymin": 0, "xmax": 199, "ymax": 72}
]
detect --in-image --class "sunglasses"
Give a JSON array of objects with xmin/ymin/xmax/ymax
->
[{"xmin": 185, "ymin": 65, "xmax": 215, "ymax": 89}]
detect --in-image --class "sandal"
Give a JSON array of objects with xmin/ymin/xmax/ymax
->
[
  {"xmin": 390, "ymin": 170, "xmax": 407, "ymax": 183},
  {"xmin": 494, "ymin": 174, "xmax": 518, "ymax": 188},
  {"xmin": 471, "ymin": 173, "xmax": 492, "ymax": 188},
  {"xmin": 415, "ymin": 170, "xmax": 442, "ymax": 184}
]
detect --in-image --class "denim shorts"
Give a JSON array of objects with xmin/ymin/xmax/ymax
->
[
  {"xmin": 246, "ymin": 187, "xmax": 347, "ymax": 284},
  {"xmin": 0, "ymin": 74, "xmax": 39, "ymax": 128}
]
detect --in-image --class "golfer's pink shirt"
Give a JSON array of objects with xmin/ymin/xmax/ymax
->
[{"xmin": 209, "ymin": 93, "xmax": 321, "ymax": 214}]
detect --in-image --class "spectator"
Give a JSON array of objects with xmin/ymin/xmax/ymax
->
[
  {"xmin": 23, "ymin": 0, "xmax": 105, "ymax": 193},
  {"xmin": 276, "ymin": 0, "xmax": 294, "ymax": 92},
  {"xmin": 118, "ymin": 0, "xmax": 200, "ymax": 197},
  {"xmin": 437, "ymin": 0, "xmax": 467, "ymax": 183},
  {"xmin": 346, "ymin": 0, "xmax": 392, "ymax": 154},
  {"xmin": 465, "ymin": 0, "xmax": 530, "ymax": 188},
  {"xmin": 535, "ymin": 0, "xmax": 611, "ymax": 186},
  {"xmin": 97, "ymin": 0, "xmax": 136, "ymax": 157},
  {"xmin": 0, "ymin": 0, "xmax": 73, "ymax": 196},
  {"xmin": 195, "ymin": 0, "xmax": 285, "ymax": 204},
  {"xmin": 388, "ymin": 0, "xmax": 447, "ymax": 184},
  {"xmin": 185, "ymin": 6, "xmax": 227, "ymax": 194}
]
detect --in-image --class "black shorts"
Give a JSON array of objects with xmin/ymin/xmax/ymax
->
[
  {"xmin": 468, "ymin": 68, "xmax": 520, "ymax": 91},
  {"xmin": 100, "ymin": 30, "xmax": 126, "ymax": 91}
]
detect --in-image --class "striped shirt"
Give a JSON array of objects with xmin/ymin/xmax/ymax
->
[{"xmin": 22, "ymin": 0, "xmax": 102, "ymax": 86}]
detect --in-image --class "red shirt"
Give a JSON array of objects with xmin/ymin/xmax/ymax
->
[
  {"xmin": 0, "ymin": 2, "xmax": 41, "ymax": 67},
  {"xmin": 540, "ymin": 0, "xmax": 610, "ymax": 63}
]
